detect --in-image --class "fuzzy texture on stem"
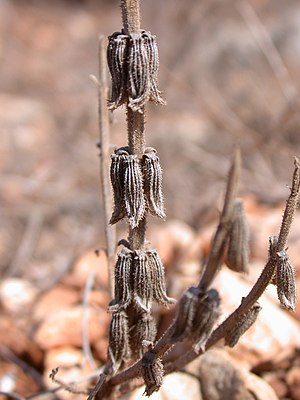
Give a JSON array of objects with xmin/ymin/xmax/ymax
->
[{"xmin": 120, "ymin": 0, "xmax": 141, "ymax": 33}]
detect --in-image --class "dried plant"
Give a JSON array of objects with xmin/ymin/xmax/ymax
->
[{"xmin": 85, "ymin": 1, "xmax": 300, "ymax": 399}]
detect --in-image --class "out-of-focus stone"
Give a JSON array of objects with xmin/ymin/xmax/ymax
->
[
  {"xmin": 186, "ymin": 349, "xmax": 254, "ymax": 400},
  {"xmin": 34, "ymin": 305, "xmax": 109, "ymax": 349},
  {"xmin": 33, "ymin": 284, "xmax": 80, "ymax": 322},
  {"xmin": 128, "ymin": 372, "xmax": 202, "ymax": 400},
  {"xmin": 62, "ymin": 249, "xmax": 108, "ymax": 289},
  {"xmin": 148, "ymin": 220, "xmax": 196, "ymax": 273},
  {"xmin": 0, "ymin": 317, "xmax": 43, "ymax": 366},
  {"xmin": 263, "ymin": 371, "xmax": 288, "ymax": 399},
  {"xmin": 0, "ymin": 278, "xmax": 39, "ymax": 314},
  {"xmin": 242, "ymin": 371, "xmax": 279, "ymax": 400},
  {"xmin": 286, "ymin": 366, "xmax": 300, "ymax": 400},
  {"xmin": 214, "ymin": 269, "xmax": 300, "ymax": 369}
]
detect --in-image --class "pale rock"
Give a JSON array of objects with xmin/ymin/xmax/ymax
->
[
  {"xmin": 34, "ymin": 305, "xmax": 109, "ymax": 349},
  {"xmin": 214, "ymin": 269, "xmax": 300, "ymax": 368},
  {"xmin": 0, "ymin": 278, "xmax": 39, "ymax": 314},
  {"xmin": 62, "ymin": 249, "xmax": 108, "ymax": 289},
  {"xmin": 128, "ymin": 372, "xmax": 202, "ymax": 400},
  {"xmin": 242, "ymin": 371, "xmax": 279, "ymax": 400},
  {"xmin": 33, "ymin": 284, "xmax": 80, "ymax": 322},
  {"xmin": 186, "ymin": 349, "xmax": 254, "ymax": 400}
]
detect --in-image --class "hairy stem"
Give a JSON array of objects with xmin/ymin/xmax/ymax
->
[
  {"xmin": 198, "ymin": 147, "xmax": 241, "ymax": 290},
  {"xmin": 120, "ymin": 0, "xmax": 141, "ymax": 33}
]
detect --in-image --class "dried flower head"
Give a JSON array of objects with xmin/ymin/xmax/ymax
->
[
  {"xmin": 107, "ymin": 30, "xmax": 165, "ymax": 113},
  {"xmin": 108, "ymin": 310, "xmax": 131, "ymax": 372},
  {"xmin": 147, "ymin": 249, "xmax": 175, "ymax": 306},
  {"xmin": 131, "ymin": 312, "xmax": 157, "ymax": 358},
  {"xmin": 276, "ymin": 250, "xmax": 296, "ymax": 311},
  {"xmin": 141, "ymin": 351, "xmax": 164, "ymax": 396},
  {"xmin": 110, "ymin": 149, "xmax": 145, "ymax": 228},
  {"xmin": 225, "ymin": 199, "xmax": 249, "ymax": 273},
  {"xmin": 192, "ymin": 289, "xmax": 221, "ymax": 353},
  {"xmin": 133, "ymin": 251, "xmax": 153, "ymax": 311},
  {"xmin": 143, "ymin": 148, "xmax": 166, "ymax": 219},
  {"xmin": 124, "ymin": 155, "xmax": 145, "ymax": 228},
  {"xmin": 141, "ymin": 31, "xmax": 166, "ymax": 106},
  {"xmin": 107, "ymin": 32, "xmax": 128, "ymax": 110},
  {"xmin": 224, "ymin": 302, "xmax": 261, "ymax": 348},
  {"xmin": 110, "ymin": 147, "xmax": 131, "ymax": 225},
  {"xmin": 108, "ymin": 250, "xmax": 133, "ymax": 312},
  {"xmin": 171, "ymin": 286, "xmax": 201, "ymax": 342}
]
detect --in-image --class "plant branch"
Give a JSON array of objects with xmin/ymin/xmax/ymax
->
[
  {"xmin": 120, "ymin": 0, "xmax": 141, "ymax": 33},
  {"xmin": 198, "ymin": 147, "xmax": 241, "ymax": 290}
]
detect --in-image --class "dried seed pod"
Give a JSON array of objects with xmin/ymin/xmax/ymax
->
[
  {"xmin": 141, "ymin": 31, "xmax": 166, "ymax": 106},
  {"xmin": 276, "ymin": 250, "xmax": 296, "ymax": 311},
  {"xmin": 171, "ymin": 286, "xmax": 201, "ymax": 342},
  {"xmin": 192, "ymin": 289, "xmax": 221, "ymax": 353},
  {"xmin": 123, "ymin": 155, "xmax": 145, "ymax": 228},
  {"xmin": 108, "ymin": 251, "xmax": 133, "ymax": 312},
  {"xmin": 142, "ymin": 351, "xmax": 164, "ymax": 396},
  {"xmin": 143, "ymin": 148, "xmax": 166, "ymax": 219},
  {"xmin": 110, "ymin": 148, "xmax": 130, "ymax": 225},
  {"xmin": 108, "ymin": 310, "xmax": 131, "ymax": 372},
  {"xmin": 133, "ymin": 251, "xmax": 152, "ymax": 311},
  {"xmin": 127, "ymin": 32, "xmax": 151, "ymax": 113},
  {"xmin": 225, "ymin": 199, "xmax": 249, "ymax": 273},
  {"xmin": 131, "ymin": 312, "xmax": 157, "ymax": 358},
  {"xmin": 107, "ymin": 32, "xmax": 128, "ymax": 110},
  {"xmin": 224, "ymin": 302, "xmax": 261, "ymax": 348},
  {"xmin": 147, "ymin": 249, "xmax": 175, "ymax": 306}
]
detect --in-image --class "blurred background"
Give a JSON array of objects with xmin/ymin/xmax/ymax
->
[
  {"xmin": 1, "ymin": 0, "xmax": 300, "ymax": 293},
  {"xmin": 2, "ymin": 1, "xmax": 300, "ymax": 399}
]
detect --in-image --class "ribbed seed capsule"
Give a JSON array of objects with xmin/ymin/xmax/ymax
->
[
  {"xmin": 108, "ymin": 251, "xmax": 133, "ymax": 312},
  {"xmin": 276, "ymin": 250, "xmax": 296, "ymax": 311},
  {"xmin": 142, "ymin": 352, "xmax": 164, "ymax": 396},
  {"xmin": 147, "ymin": 249, "xmax": 175, "ymax": 306},
  {"xmin": 171, "ymin": 286, "xmax": 201, "ymax": 342},
  {"xmin": 107, "ymin": 32, "xmax": 128, "ymax": 110},
  {"xmin": 110, "ymin": 148, "xmax": 130, "ymax": 225},
  {"xmin": 192, "ymin": 289, "xmax": 221, "ymax": 353},
  {"xmin": 131, "ymin": 312, "xmax": 157, "ymax": 358},
  {"xmin": 224, "ymin": 302, "xmax": 261, "ymax": 348},
  {"xmin": 127, "ymin": 32, "xmax": 151, "ymax": 113},
  {"xmin": 108, "ymin": 310, "xmax": 130, "ymax": 372},
  {"xmin": 143, "ymin": 148, "xmax": 166, "ymax": 219},
  {"xmin": 142, "ymin": 31, "xmax": 165, "ymax": 106},
  {"xmin": 133, "ymin": 251, "xmax": 152, "ymax": 311},
  {"xmin": 225, "ymin": 199, "xmax": 249, "ymax": 273},
  {"xmin": 124, "ymin": 155, "xmax": 145, "ymax": 228}
]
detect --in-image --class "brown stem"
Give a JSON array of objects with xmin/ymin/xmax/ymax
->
[
  {"xmin": 120, "ymin": 0, "xmax": 141, "ymax": 33},
  {"xmin": 98, "ymin": 36, "xmax": 116, "ymax": 297},
  {"xmin": 198, "ymin": 146, "xmax": 241, "ymax": 290}
]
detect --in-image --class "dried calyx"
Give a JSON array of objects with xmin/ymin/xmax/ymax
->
[
  {"xmin": 108, "ymin": 248, "xmax": 175, "ymax": 313},
  {"xmin": 141, "ymin": 349, "xmax": 164, "ymax": 396},
  {"xmin": 107, "ymin": 30, "xmax": 165, "ymax": 113},
  {"xmin": 225, "ymin": 199, "xmax": 249, "ymax": 273},
  {"xmin": 110, "ymin": 147, "xmax": 165, "ymax": 228},
  {"xmin": 171, "ymin": 287, "xmax": 221, "ymax": 352}
]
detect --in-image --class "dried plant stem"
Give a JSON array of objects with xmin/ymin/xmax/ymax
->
[
  {"xmin": 165, "ymin": 157, "xmax": 300, "ymax": 374},
  {"xmin": 120, "ymin": 0, "xmax": 141, "ymax": 33},
  {"xmin": 98, "ymin": 36, "xmax": 116, "ymax": 297},
  {"xmin": 198, "ymin": 147, "xmax": 241, "ymax": 290}
]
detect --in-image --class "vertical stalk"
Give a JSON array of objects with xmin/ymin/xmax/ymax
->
[
  {"xmin": 121, "ymin": 0, "xmax": 146, "ymax": 251},
  {"xmin": 98, "ymin": 36, "xmax": 116, "ymax": 297},
  {"xmin": 120, "ymin": 0, "xmax": 141, "ymax": 33}
]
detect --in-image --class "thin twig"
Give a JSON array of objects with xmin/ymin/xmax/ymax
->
[
  {"xmin": 97, "ymin": 35, "xmax": 116, "ymax": 298},
  {"xmin": 198, "ymin": 147, "xmax": 241, "ymax": 289},
  {"xmin": 236, "ymin": 0, "xmax": 298, "ymax": 110},
  {"xmin": 120, "ymin": 0, "xmax": 141, "ymax": 33},
  {"xmin": 9, "ymin": 207, "xmax": 44, "ymax": 277},
  {"xmin": 82, "ymin": 271, "xmax": 97, "ymax": 370}
]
